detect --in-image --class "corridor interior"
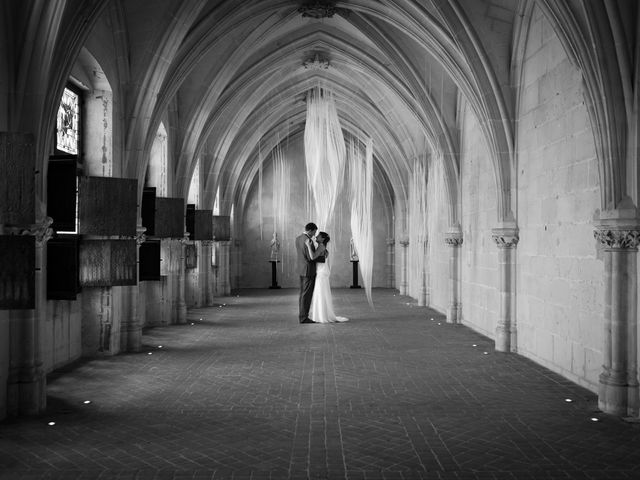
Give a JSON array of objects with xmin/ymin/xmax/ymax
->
[{"xmin": 2, "ymin": 288, "xmax": 640, "ymax": 480}]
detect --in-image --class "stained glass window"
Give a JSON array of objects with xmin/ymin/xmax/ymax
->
[{"xmin": 56, "ymin": 87, "xmax": 79, "ymax": 154}]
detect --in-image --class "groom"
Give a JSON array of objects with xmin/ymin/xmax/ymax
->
[{"xmin": 295, "ymin": 222, "xmax": 318, "ymax": 324}]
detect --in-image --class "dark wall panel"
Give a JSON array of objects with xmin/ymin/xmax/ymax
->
[{"xmin": 0, "ymin": 236, "xmax": 35, "ymax": 309}]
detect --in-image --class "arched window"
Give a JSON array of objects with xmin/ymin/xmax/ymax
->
[{"xmin": 147, "ymin": 122, "xmax": 168, "ymax": 196}]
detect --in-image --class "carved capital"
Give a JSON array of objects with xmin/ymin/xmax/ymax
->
[
  {"xmin": 180, "ymin": 232, "xmax": 191, "ymax": 245},
  {"xmin": 136, "ymin": 226, "xmax": 147, "ymax": 246},
  {"xmin": 491, "ymin": 228, "xmax": 519, "ymax": 248},
  {"xmin": 594, "ymin": 228, "xmax": 640, "ymax": 250},
  {"xmin": 202, "ymin": 240, "xmax": 214, "ymax": 247},
  {"xmin": 444, "ymin": 233, "xmax": 463, "ymax": 247},
  {"xmin": 299, "ymin": 1, "xmax": 337, "ymax": 18},
  {"xmin": 1, "ymin": 216, "xmax": 54, "ymax": 245},
  {"xmin": 303, "ymin": 52, "xmax": 330, "ymax": 70}
]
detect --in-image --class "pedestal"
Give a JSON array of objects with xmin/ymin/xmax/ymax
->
[
  {"xmin": 350, "ymin": 260, "xmax": 361, "ymax": 288},
  {"xmin": 269, "ymin": 260, "xmax": 281, "ymax": 289}
]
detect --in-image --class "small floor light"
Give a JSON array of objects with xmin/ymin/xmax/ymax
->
[
  {"xmin": 48, "ymin": 422, "xmax": 55, "ymax": 426},
  {"xmin": 483, "ymin": 352, "xmax": 489, "ymax": 355},
  {"xmin": 472, "ymin": 344, "xmax": 477, "ymax": 347},
  {"xmin": 565, "ymin": 398, "xmax": 573, "ymax": 403},
  {"xmin": 590, "ymin": 417, "xmax": 600, "ymax": 422},
  {"xmin": 148, "ymin": 352, "xmax": 153, "ymax": 355},
  {"xmin": 158, "ymin": 345, "xmax": 163, "ymax": 349},
  {"xmin": 83, "ymin": 400, "xmax": 91, "ymax": 404}
]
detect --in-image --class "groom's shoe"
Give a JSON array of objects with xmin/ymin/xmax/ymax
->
[{"xmin": 300, "ymin": 318, "xmax": 316, "ymax": 324}]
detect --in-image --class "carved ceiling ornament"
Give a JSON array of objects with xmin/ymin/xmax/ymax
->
[
  {"xmin": 303, "ymin": 53, "xmax": 330, "ymax": 70},
  {"xmin": 594, "ymin": 228, "xmax": 640, "ymax": 250},
  {"xmin": 299, "ymin": 1, "xmax": 338, "ymax": 18}
]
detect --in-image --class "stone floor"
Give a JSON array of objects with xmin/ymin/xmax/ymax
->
[{"xmin": 2, "ymin": 289, "xmax": 640, "ymax": 480}]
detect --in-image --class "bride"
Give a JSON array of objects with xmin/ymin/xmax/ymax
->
[{"xmin": 307, "ymin": 232, "xmax": 348, "ymax": 323}]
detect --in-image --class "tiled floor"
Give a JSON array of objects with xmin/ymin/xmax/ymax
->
[{"xmin": 2, "ymin": 289, "xmax": 640, "ymax": 480}]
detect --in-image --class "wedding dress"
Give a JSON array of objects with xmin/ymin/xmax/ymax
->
[{"xmin": 309, "ymin": 253, "xmax": 348, "ymax": 323}]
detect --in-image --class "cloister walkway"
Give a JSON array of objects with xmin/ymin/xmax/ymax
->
[{"xmin": 2, "ymin": 289, "xmax": 640, "ymax": 479}]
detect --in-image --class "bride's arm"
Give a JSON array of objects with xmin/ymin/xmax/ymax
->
[{"xmin": 306, "ymin": 240, "xmax": 325, "ymax": 260}]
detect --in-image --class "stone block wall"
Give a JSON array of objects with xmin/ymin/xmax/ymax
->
[
  {"xmin": 460, "ymin": 102, "xmax": 499, "ymax": 338},
  {"xmin": 515, "ymin": 6, "xmax": 603, "ymax": 391}
]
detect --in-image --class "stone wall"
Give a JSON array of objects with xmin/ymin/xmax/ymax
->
[
  {"xmin": 515, "ymin": 6, "xmax": 603, "ymax": 391},
  {"xmin": 460, "ymin": 102, "xmax": 499, "ymax": 337}
]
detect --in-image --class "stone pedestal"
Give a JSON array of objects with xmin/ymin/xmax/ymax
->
[
  {"xmin": 445, "ymin": 230, "xmax": 463, "ymax": 324},
  {"xmin": 594, "ymin": 222, "xmax": 640, "ymax": 416},
  {"xmin": 491, "ymin": 227, "xmax": 518, "ymax": 352}
]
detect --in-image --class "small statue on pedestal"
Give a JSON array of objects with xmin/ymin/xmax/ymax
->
[
  {"xmin": 270, "ymin": 232, "xmax": 280, "ymax": 261},
  {"xmin": 350, "ymin": 238, "xmax": 359, "ymax": 261}
]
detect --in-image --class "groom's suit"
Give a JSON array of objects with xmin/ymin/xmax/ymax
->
[{"xmin": 295, "ymin": 232, "xmax": 316, "ymax": 322}]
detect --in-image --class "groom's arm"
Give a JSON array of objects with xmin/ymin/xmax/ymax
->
[{"xmin": 305, "ymin": 239, "xmax": 325, "ymax": 260}]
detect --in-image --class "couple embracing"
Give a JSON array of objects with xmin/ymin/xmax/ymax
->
[{"xmin": 296, "ymin": 222, "xmax": 348, "ymax": 324}]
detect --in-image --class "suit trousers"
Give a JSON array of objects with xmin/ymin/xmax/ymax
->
[{"xmin": 299, "ymin": 275, "xmax": 316, "ymax": 321}]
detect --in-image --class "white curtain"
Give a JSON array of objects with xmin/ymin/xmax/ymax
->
[
  {"xmin": 304, "ymin": 86, "xmax": 346, "ymax": 230},
  {"xmin": 349, "ymin": 136, "xmax": 374, "ymax": 308}
]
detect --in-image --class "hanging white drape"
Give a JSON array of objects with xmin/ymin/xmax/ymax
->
[
  {"xmin": 304, "ymin": 86, "xmax": 346, "ymax": 230},
  {"xmin": 272, "ymin": 140, "xmax": 290, "ymax": 268},
  {"xmin": 349, "ymin": 136, "xmax": 374, "ymax": 308}
]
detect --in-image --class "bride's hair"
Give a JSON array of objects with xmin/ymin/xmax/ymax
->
[{"xmin": 318, "ymin": 232, "xmax": 330, "ymax": 245}]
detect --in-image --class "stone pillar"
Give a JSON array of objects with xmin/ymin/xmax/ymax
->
[
  {"xmin": 444, "ymin": 229, "xmax": 463, "ymax": 324},
  {"xmin": 418, "ymin": 240, "xmax": 428, "ymax": 307},
  {"xmin": 218, "ymin": 240, "xmax": 231, "ymax": 296},
  {"xmin": 399, "ymin": 238, "xmax": 409, "ymax": 296},
  {"xmin": 177, "ymin": 234, "xmax": 189, "ymax": 324},
  {"xmin": 7, "ymin": 217, "xmax": 52, "ymax": 416},
  {"xmin": 491, "ymin": 227, "xmax": 519, "ymax": 352},
  {"xmin": 120, "ymin": 225, "xmax": 145, "ymax": 352},
  {"xmin": 202, "ymin": 240, "xmax": 215, "ymax": 306},
  {"xmin": 594, "ymin": 223, "xmax": 640, "ymax": 416},
  {"xmin": 386, "ymin": 238, "xmax": 395, "ymax": 288}
]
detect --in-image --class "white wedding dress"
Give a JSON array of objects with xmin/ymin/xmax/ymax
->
[{"xmin": 309, "ymin": 255, "xmax": 348, "ymax": 324}]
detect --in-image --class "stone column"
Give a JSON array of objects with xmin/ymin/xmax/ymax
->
[
  {"xmin": 7, "ymin": 219, "xmax": 52, "ymax": 416},
  {"xmin": 176, "ymin": 234, "xmax": 189, "ymax": 324},
  {"xmin": 120, "ymin": 225, "xmax": 145, "ymax": 352},
  {"xmin": 202, "ymin": 240, "xmax": 215, "ymax": 306},
  {"xmin": 444, "ymin": 229, "xmax": 463, "ymax": 324},
  {"xmin": 386, "ymin": 238, "xmax": 395, "ymax": 288},
  {"xmin": 594, "ymin": 223, "xmax": 640, "ymax": 416},
  {"xmin": 399, "ymin": 238, "xmax": 409, "ymax": 296},
  {"xmin": 218, "ymin": 240, "xmax": 231, "ymax": 296},
  {"xmin": 491, "ymin": 227, "xmax": 518, "ymax": 352},
  {"xmin": 418, "ymin": 240, "xmax": 428, "ymax": 307}
]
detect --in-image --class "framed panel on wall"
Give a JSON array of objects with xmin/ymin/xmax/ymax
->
[
  {"xmin": 212, "ymin": 216, "xmax": 231, "ymax": 241},
  {"xmin": 139, "ymin": 239, "xmax": 161, "ymax": 281},
  {"xmin": 0, "ymin": 235, "xmax": 35, "ymax": 309},
  {"xmin": 47, "ymin": 235, "xmax": 79, "ymax": 300},
  {"xmin": 78, "ymin": 177, "xmax": 137, "ymax": 236}
]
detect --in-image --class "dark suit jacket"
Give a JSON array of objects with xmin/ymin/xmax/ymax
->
[{"xmin": 295, "ymin": 233, "xmax": 316, "ymax": 277}]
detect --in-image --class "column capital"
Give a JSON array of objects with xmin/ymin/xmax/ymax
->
[
  {"xmin": 386, "ymin": 237, "xmax": 395, "ymax": 246},
  {"xmin": 136, "ymin": 225, "xmax": 147, "ymax": 245},
  {"xmin": 444, "ymin": 231, "xmax": 463, "ymax": 247},
  {"xmin": 1, "ymin": 216, "xmax": 54, "ymax": 245},
  {"xmin": 491, "ymin": 227, "xmax": 519, "ymax": 248},
  {"xmin": 399, "ymin": 236, "xmax": 409, "ymax": 247},
  {"xmin": 594, "ymin": 227, "xmax": 640, "ymax": 250}
]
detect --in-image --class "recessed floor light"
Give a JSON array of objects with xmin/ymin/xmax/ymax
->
[
  {"xmin": 83, "ymin": 400, "xmax": 91, "ymax": 404},
  {"xmin": 565, "ymin": 398, "xmax": 573, "ymax": 403},
  {"xmin": 48, "ymin": 422, "xmax": 55, "ymax": 426},
  {"xmin": 590, "ymin": 417, "xmax": 600, "ymax": 422}
]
